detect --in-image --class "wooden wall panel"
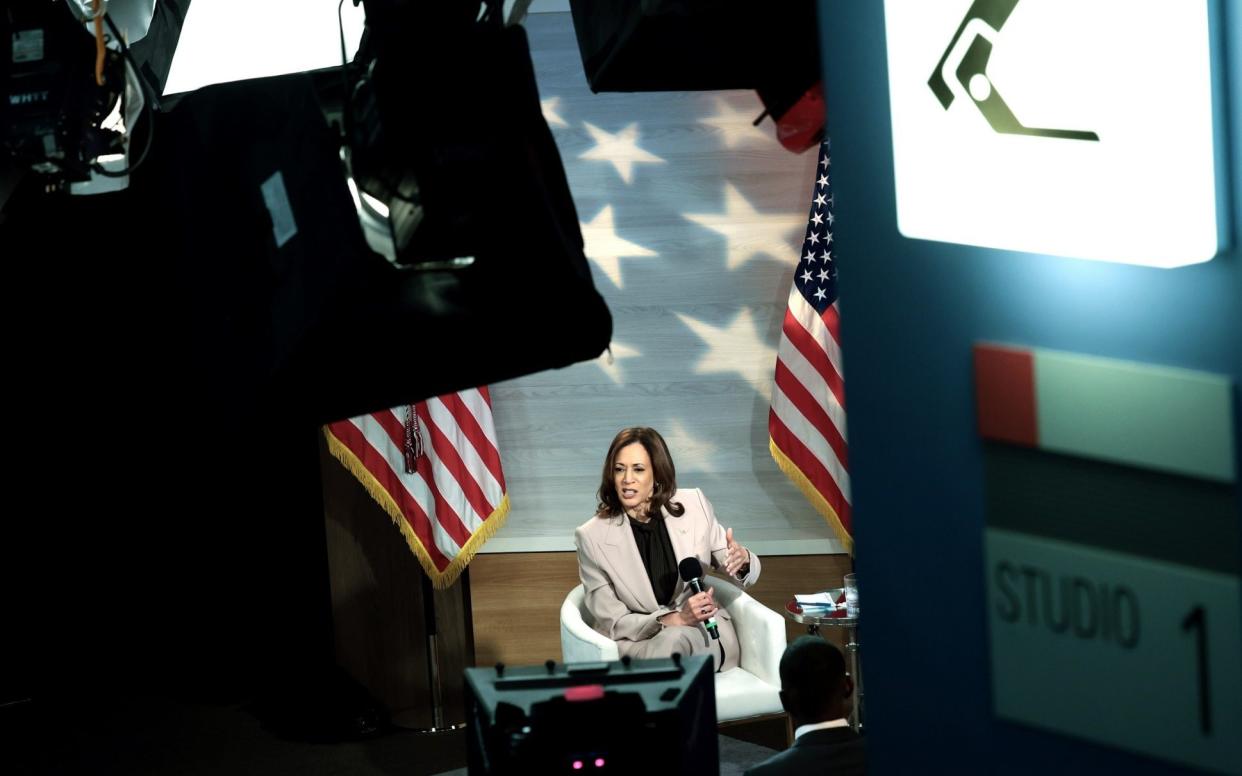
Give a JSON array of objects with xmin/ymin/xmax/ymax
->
[
  {"xmin": 469, "ymin": 552, "xmax": 581, "ymax": 668},
  {"xmin": 469, "ymin": 552, "xmax": 854, "ymax": 667}
]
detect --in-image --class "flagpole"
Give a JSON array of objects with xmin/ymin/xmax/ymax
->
[
  {"xmin": 395, "ymin": 571, "xmax": 467, "ymax": 733},
  {"xmin": 424, "ymin": 571, "xmax": 445, "ymax": 730}
]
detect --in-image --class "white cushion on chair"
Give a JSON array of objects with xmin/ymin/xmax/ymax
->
[
  {"xmin": 559, "ymin": 579, "xmax": 784, "ymax": 723},
  {"xmin": 714, "ymin": 667, "xmax": 784, "ymax": 719}
]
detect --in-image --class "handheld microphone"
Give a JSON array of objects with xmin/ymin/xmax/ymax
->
[{"xmin": 678, "ymin": 557, "xmax": 719, "ymax": 641}]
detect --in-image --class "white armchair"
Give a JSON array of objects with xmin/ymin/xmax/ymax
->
[{"xmin": 560, "ymin": 577, "xmax": 787, "ymax": 723}]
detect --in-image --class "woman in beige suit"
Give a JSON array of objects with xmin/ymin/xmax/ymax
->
[{"xmin": 574, "ymin": 427, "xmax": 761, "ymax": 672}]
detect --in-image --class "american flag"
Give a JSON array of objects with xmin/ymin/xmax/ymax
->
[
  {"xmin": 324, "ymin": 388, "xmax": 509, "ymax": 589},
  {"xmin": 768, "ymin": 140, "xmax": 851, "ymax": 550}
]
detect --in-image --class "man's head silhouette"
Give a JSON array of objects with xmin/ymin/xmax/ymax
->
[{"xmin": 778, "ymin": 636, "xmax": 853, "ymax": 729}]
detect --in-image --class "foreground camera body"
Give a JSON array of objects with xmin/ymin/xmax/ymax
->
[
  {"xmin": 2, "ymin": 2, "xmax": 127, "ymax": 187},
  {"xmin": 465, "ymin": 656, "xmax": 719, "ymax": 775}
]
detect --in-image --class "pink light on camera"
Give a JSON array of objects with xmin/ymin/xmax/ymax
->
[
  {"xmin": 572, "ymin": 761, "xmax": 583, "ymax": 770},
  {"xmin": 595, "ymin": 757, "xmax": 606, "ymax": 767}
]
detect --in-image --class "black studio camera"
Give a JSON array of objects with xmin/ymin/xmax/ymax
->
[
  {"xmin": 465, "ymin": 656, "xmax": 718, "ymax": 776},
  {"xmin": 1, "ymin": 1, "xmax": 150, "ymax": 192}
]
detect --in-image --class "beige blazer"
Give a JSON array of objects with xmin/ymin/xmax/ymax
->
[{"xmin": 574, "ymin": 488, "xmax": 761, "ymax": 667}]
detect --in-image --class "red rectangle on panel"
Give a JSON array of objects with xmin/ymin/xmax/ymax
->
[{"xmin": 973, "ymin": 344, "xmax": 1038, "ymax": 447}]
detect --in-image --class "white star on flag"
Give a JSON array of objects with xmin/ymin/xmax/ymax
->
[
  {"xmin": 811, "ymin": 212, "xmax": 824, "ymax": 226},
  {"xmin": 684, "ymin": 183, "xmax": 802, "ymax": 271},
  {"xmin": 580, "ymin": 205, "xmax": 657, "ymax": 289},
  {"xmin": 817, "ymin": 174, "xmax": 830, "ymax": 188},
  {"xmin": 579, "ymin": 122, "xmax": 665, "ymax": 184},
  {"xmin": 674, "ymin": 308, "xmax": 778, "ymax": 399},
  {"xmin": 814, "ymin": 193, "xmax": 828, "ymax": 207}
]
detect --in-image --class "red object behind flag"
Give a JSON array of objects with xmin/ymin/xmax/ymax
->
[
  {"xmin": 773, "ymin": 81, "xmax": 826, "ymax": 154},
  {"xmin": 769, "ymin": 140, "xmax": 852, "ymax": 551},
  {"xmin": 325, "ymin": 387, "xmax": 509, "ymax": 589}
]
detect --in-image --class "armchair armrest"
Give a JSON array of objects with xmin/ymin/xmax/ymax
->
[
  {"xmin": 709, "ymin": 576, "xmax": 785, "ymax": 688},
  {"xmin": 560, "ymin": 585, "xmax": 620, "ymax": 663}
]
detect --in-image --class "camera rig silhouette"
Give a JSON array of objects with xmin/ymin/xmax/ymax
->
[{"xmin": 928, "ymin": 0, "xmax": 1098, "ymax": 141}]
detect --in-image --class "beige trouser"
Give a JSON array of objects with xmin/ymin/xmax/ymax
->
[{"xmin": 616, "ymin": 615, "xmax": 741, "ymax": 672}]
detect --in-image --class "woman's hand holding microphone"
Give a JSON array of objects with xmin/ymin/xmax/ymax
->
[{"xmin": 661, "ymin": 587, "xmax": 717, "ymax": 627}]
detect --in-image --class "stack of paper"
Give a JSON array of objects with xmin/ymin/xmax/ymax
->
[{"xmin": 794, "ymin": 592, "xmax": 840, "ymax": 610}]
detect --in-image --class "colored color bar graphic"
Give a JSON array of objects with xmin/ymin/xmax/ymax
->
[{"xmin": 973, "ymin": 344, "xmax": 1235, "ymax": 482}]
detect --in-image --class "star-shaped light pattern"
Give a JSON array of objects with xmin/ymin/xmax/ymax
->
[
  {"xmin": 580, "ymin": 205, "xmax": 658, "ymax": 289},
  {"xmin": 683, "ymin": 183, "xmax": 803, "ymax": 270},
  {"xmin": 541, "ymin": 96, "xmax": 568, "ymax": 128},
  {"xmin": 664, "ymin": 417, "xmax": 721, "ymax": 474},
  {"xmin": 674, "ymin": 309, "xmax": 778, "ymax": 401},
  {"xmin": 698, "ymin": 96, "xmax": 771, "ymax": 149},
  {"xmin": 595, "ymin": 340, "xmax": 642, "ymax": 385},
  {"xmin": 578, "ymin": 122, "xmax": 665, "ymax": 184}
]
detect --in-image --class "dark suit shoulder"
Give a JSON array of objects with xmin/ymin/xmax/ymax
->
[
  {"xmin": 743, "ymin": 729, "xmax": 865, "ymax": 776},
  {"xmin": 743, "ymin": 746, "xmax": 799, "ymax": 776}
]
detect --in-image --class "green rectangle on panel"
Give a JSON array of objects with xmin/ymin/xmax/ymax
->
[
  {"xmin": 1034, "ymin": 350, "xmax": 1235, "ymax": 482},
  {"xmin": 984, "ymin": 444, "xmax": 1240, "ymax": 574},
  {"xmin": 985, "ymin": 528, "xmax": 1242, "ymax": 773}
]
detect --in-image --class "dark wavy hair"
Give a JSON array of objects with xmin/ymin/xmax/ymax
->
[{"xmin": 595, "ymin": 427, "xmax": 685, "ymax": 518}]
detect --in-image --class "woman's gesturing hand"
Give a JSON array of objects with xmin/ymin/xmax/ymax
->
[{"xmin": 724, "ymin": 527, "xmax": 750, "ymax": 577}]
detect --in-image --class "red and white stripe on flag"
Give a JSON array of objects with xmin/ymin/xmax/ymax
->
[
  {"xmin": 324, "ymin": 387, "xmax": 509, "ymax": 589},
  {"xmin": 769, "ymin": 140, "xmax": 851, "ymax": 551}
]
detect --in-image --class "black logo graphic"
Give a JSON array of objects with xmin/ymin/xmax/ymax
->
[{"xmin": 929, "ymin": 0, "xmax": 1098, "ymax": 141}]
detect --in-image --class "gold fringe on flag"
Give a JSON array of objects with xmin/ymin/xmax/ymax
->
[
  {"xmin": 324, "ymin": 427, "xmax": 511, "ymax": 590},
  {"xmin": 769, "ymin": 437, "xmax": 853, "ymax": 555}
]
